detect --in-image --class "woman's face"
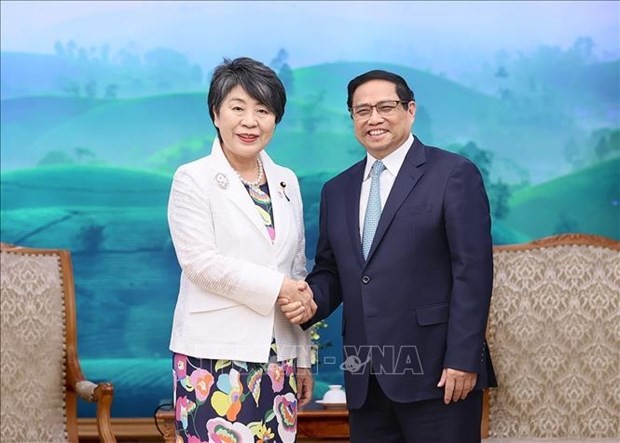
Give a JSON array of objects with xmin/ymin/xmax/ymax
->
[{"xmin": 214, "ymin": 85, "xmax": 276, "ymax": 165}]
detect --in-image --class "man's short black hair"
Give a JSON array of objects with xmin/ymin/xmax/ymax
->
[{"xmin": 347, "ymin": 70, "xmax": 415, "ymax": 110}]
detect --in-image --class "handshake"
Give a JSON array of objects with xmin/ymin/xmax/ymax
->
[{"xmin": 277, "ymin": 277, "xmax": 317, "ymax": 325}]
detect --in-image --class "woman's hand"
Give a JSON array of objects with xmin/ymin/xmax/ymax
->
[{"xmin": 278, "ymin": 278, "xmax": 317, "ymax": 324}]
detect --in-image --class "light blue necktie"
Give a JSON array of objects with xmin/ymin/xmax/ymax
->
[{"xmin": 362, "ymin": 160, "xmax": 386, "ymax": 259}]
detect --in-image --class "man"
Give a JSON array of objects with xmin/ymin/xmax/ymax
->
[{"xmin": 304, "ymin": 70, "xmax": 497, "ymax": 442}]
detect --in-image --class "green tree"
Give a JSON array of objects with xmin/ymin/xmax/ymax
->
[
  {"xmin": 608, "ymin": 130, "xmax": 620, "ymax": 154},
  {"xmin": 270, "ymin": 49, "xmax": 294, "ymax": 94},
  {"xmin": 77, "ymin": 223, "xmax": 105, "ymax": 253},
  {"xmin": 595, "ymin": 136, "xmax": 610, "ymax": 161},
  {"xmin": 458, "ymin": 142, "xmax": 512, "ymax": 219},
  {"xmin": 488, "ymin": 180, "xmax": 511, "ymax": 219},
  {"xmin": 279, "ymin": 63, "xmax": 294, "ymax": 95},
  {"xmin": 104, "ymin": 83, "xmax": 118, "ymax": 99},
  {"xmin": 563, "ymin": 137, "xmax": 582, "ymax": 169},
  {"xmin": 413, "ymin": 106, "xmax": 432, "ymax": 143},
  {"xmin": 495, "ymin": 67, "xmax": 509, "ymax": 78},
  {"xmin": 84, "ymin": 81, "xmax": 98, "ymax": 99},
  {"xmin": 144, "ymin": 47, "xmax": 192, "ymax": 90},
  {"xmin": 553, "ymin": 214, "xmax": 580, "ymax": 235},
  {"xmin": 61, "ymin": 79, "xmax": 81, "ymax": 97},
  {"xmin": 66, "ymin": 40, "xmax": 77, "ymax": 59},
  {"xmin": 37, "ymin": 150, "xmax": 75, "ymax": 166},
  {"xmin": 301, "ymin": 90, "xmax": 326, "ymax": 135},
  {"xmin": 458, "ymin": 142, "xmax": 492, "ymax": 182},
  {"xmin": 270, "ymin": 48, "xmax": 288, "ymax": 71},
  {"xmin": 75, "ymin": 147, "xmax": 96, "ymax": 163}
]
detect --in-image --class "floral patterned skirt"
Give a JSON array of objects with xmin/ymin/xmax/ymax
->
[{"xmin": 173, "ymin": 343, "xmax": 298, "ymax": 443}]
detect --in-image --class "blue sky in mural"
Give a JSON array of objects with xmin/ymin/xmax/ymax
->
[{"xmin": 2, "ymin": 0, "xmax": 618, "ymax": 83}]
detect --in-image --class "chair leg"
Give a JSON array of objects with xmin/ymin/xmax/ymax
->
[{"xmin": 95, "ymin": 383, "xmax": 116, "ymax": 443}]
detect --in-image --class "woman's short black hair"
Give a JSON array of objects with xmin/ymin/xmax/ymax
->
[
  {"xmin": 207, "ymin": 57, "xmax": 287, "ymax": 125},
  {"xmin": 346, "ymin": 70, "xmax": 415, "ymax": 110}
]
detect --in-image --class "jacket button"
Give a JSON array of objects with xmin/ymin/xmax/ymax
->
[{"xmin": 361, "ymin": 276, "xmax": 370, "ymax": 284}]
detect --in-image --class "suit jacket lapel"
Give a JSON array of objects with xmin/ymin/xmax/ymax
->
[
  {"xmin": 263, "ymin": 156, "xmax": 291, "ymax": 252},
  {"xmin": 209, "ymin": 139, "xmax": 273, "ymax": 245},
  {"xmin": 364, "ymin": 140, "xmax": 428, "ymax": 264},
  {"xmin": 345, "ymin": 160, "xmax": 366, "ymax": 267}
]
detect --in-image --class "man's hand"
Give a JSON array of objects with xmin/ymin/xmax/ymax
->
[
  {"xmin": 296, "ymin": 367, "xmax": 314, "ymax": 408},
  {"xmin": 278, "ymin": 278, "xmax": 316, "ymax": 324},
  {"xmin": 437, "ymin": 368, "xmax": 477, "ymax": 404}
]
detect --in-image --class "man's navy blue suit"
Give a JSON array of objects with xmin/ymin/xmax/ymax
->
[{"xmin": 305, "ymin": 137, "xmax": 497, "ymax": 441}]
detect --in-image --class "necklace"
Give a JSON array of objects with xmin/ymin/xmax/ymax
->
[{"xmin": 237, "ymin": 157, "xmax": 264, "ymax": 192}]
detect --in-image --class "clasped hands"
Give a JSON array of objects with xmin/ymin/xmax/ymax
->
[{"xmin": 277, "ymin": 277, "xmax": 316, "ymax": 324}]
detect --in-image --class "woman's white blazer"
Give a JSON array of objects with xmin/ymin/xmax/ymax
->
[{"xmin": 167, "ymin": 139, "xmax": 311, "ymax": 367}]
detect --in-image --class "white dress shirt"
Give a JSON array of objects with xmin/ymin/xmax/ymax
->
[{"xmin": 359, "ymin": 134, "xmax": 414, "ymax": 237}]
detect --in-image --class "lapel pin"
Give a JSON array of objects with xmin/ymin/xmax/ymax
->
[
  {"xmin": 215, "ymin": 173, "xmax": 229, "ymax": 189},
  {"xmin": 280, "ymin": 181, "xmax": 290, "ymax": 201}
]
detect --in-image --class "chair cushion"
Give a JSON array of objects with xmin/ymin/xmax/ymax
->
[
  {"xmin": 487, "ymin": 243, "xmax": 619, "ymax": 439},
  {"xmin": 1, "ymin": 251, "xmax": 69, "ymax": 442}
]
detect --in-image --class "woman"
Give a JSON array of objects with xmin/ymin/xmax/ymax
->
[{"xmin": 167, "ymin": 57, "xmax": 315, "ymax": 442}]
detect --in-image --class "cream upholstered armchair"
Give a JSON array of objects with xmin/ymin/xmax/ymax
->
[
  {"xmin": 0, "ymin": 244, "xmax": 116, "ymax": 443},
  {"xmin": 484, "ymin": 234, "xmax": 619, "ymax": 441}
]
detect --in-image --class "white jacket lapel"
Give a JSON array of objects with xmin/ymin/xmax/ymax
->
[
  {"xmin": 209, "ymin": 139, "xmax": 273, "ymax": 245},
  {"xmin": 263, "ymin": 155, "xmax": 291, "ymax": 252}
]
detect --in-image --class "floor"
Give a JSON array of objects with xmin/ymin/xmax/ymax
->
[
  {"xmin": 299, "ymin": 439, "xmax": 618, "ymax": 442},
  {"xmin": 485, "ymin": 439, "xmax": 618, "ymax": 442}
]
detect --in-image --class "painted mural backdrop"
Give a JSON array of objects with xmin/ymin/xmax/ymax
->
[{"xmin": 1, "ymin": 1, "xmax": 618, "ymax": 418}]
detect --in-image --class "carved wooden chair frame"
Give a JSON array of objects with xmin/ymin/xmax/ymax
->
[{"xmin": 0, "ymin": 243, "xmax": 116, "ymax": 443}]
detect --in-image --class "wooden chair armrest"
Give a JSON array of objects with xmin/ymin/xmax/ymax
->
[
  {"xmin": 72, "ymin": 380, "xmax": 115, "ymax": 442},
  {"xmin": 66, "ymin": 346, "xmax": 116, "ymax": 442}
]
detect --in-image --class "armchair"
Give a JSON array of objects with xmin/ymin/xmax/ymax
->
[
  {"xmin": 485, "ymin": 234, "xmax": 619, "ymax": 440},
  {"xmin": 0, "ymin": 243, "xmax": 116, "ymax": 443}
]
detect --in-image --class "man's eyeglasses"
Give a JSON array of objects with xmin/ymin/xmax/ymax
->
[{"xmin": 349, "ymin": 100, "xmax": 409, "ymax": 120}]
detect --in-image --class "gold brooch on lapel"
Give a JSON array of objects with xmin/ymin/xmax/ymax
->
[{"xmin": 215, "ymin": 173, "xmax": 229, "ymax": 189}]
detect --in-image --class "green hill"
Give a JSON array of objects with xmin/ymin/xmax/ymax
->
[
  {"xmin": 8, "ymin": 93, "xmax": 214, "ymax": 168},
  {"xmin": 293, "ymin": 61, "xmax": 502, "ymax": 150},
  {"xmin": 293, "ymin": 62, "xmax": 499, "ymax": 131},
  {"xmin": 2, "ymin": 61, "xmax": 614, "ymax": 184},
  {"xmin": 2, "ymin": 92, "xmax": 358, "ymax": 174},
  {"xmin": 292, "ymin": 62, "xmax": 596, "ymax": 182},
  {"xmin": 0, "ymin": 160, "xmax": 179, "ymax": 360},
  {"xmin": 1, "ymin": 96, "xmax": 104, "ymax": 169},
  {"xmin": 504, "ymin": 157, "xmax": 620, "ymax": 240},
  {"xmin": 0, "ymin": 165, "xmax": 172, "ymax": 211}
]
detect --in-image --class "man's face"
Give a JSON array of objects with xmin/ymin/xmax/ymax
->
[{"xmin": 350, "ymin": 79, "xmax": 416, "ymax": 159}]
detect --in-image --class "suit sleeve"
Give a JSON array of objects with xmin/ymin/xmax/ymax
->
[
  {"xmin": 167, "ymin": 169, "xmax": 283, "ymax": 316},
  {"xmin": 442, "ymin": 159, "xmax": 494, "ymax": 372},
  {"xmin": 303, "ymin": 184, "xmax": 344, "ymax": 329}
]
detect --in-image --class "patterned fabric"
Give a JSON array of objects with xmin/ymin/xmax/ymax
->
[
  {"xmin": 173, "ymin": 342, "xmax": 298, "ymax": 443},
  {"xmin": 0, "ymin": 251, "xmax": 68, "ymax": 442},
  {"xmin": 245, "ymin": 183, "xmax": 275, "ymax": 242},
  {"xmin": 487, "ymin": 243, "xmax": 620, "ymax": 439},
  {"xmin": 361, "ymin": 160, "xmax": 385, "ymax": 259}
]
